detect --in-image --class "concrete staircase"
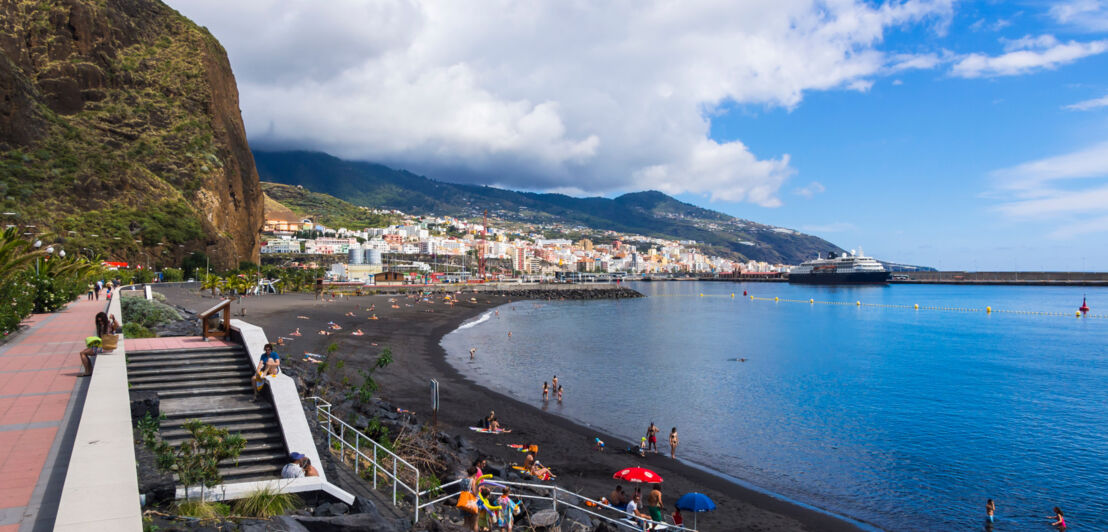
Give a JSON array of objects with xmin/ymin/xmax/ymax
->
[{"xmin": 127, "ymin": 345, "xmax": 287, "ymax": 483}]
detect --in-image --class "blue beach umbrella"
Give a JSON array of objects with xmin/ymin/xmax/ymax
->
[{"xmin": 675, "ymin": 492, "xmax": 716, "ymax": 529}]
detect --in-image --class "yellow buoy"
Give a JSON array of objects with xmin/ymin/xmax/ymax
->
[
  {"xmin": 809, "ymin": 298, "xmax": 814, "ymax": 304},
  {"xmin": 1076, "ymin": 310, "xmax": 1082, "ymax": 317},
  {"xmin": 986, "ymin": 306, "xmax": 991, "ymax": 313},
  {"xmin": 731, "ymin": 293, "xmax": 735, "ymax": 298},
  {"xmin": 774, "ymin": 297, "xmax": 779, "ymax": 302},
  {"xmin": 856, "ymin": 301, "xmax": 861, "ymax": 306}
]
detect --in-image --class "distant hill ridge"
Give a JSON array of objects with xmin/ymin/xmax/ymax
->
[{"xmin": 254, "ymin": 150, "xmax": 844, "ymax": 264}]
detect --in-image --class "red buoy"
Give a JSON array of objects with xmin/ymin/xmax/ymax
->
[
  {"xmin": 743, "ymin": 290, "xmax": 748, "ymax": 296},
  {"xmin": 1079, "ymin": 296, "xmax": 1090, "ymax": 315}
]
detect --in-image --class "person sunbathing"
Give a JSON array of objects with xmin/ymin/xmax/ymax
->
[
  {"xmin": 352, "ymin": 329, "xmax": 365, "ymax": 336},
  {"xmin": 345, "ymin": 312, "xmax": 355, "ymax": 317},
  {"xmin": 318, "ymin": 330, "xmax": 330, "ymax": 335},
  {"xmin": 369, "ymin": 314, "xmax": 379, "ymax": 320},
  {"xmin": 523, "ymin": 453, "xmax": 554, "ymax": 480},
  {"xmin": 290, "ymin": 328, "xmax": 302, "ymax": 336}
]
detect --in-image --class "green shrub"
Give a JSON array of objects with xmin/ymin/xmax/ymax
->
[
  {"xmin": 123, "ymin": 322, "xmax": 156, "ymax": 338},
  {"xmin": 232, "ymin": 486, "xmax": 301, "ymax": 517},
  {"xmin": 121, "ymin": 297, "xmax": 182, "ymax": 328},
  {"xmin": 162, "ymin": 268, "xmax": 183, "ymax": 282}
]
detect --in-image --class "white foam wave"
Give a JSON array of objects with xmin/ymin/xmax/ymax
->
[{"xmin": 456, "ymin": 311, "xmax": 493, "ymax": 330}]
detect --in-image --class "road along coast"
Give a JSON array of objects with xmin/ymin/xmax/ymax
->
[{"xmin": 157, "ymin": 284, "xmax": 866, "ymax": 531}]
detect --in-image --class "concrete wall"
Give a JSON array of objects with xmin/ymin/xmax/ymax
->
[{"xmin": 54, "ymin": 295, "xmax": 142, "ymax": 531}]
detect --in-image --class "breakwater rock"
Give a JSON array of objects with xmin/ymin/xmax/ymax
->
[{"xmin": 481, "ymin": 286, "xmax": 643, "ymax": 300}]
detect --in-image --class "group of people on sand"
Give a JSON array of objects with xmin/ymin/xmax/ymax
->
[
  {"xmin": 605, "ymin": 483, "xmax": 678, "ymax": 529},
  {"xmin": 463, "ymin": 457, "xmax": 522, "ymax": 531}
]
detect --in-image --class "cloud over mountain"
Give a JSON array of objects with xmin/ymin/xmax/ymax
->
[{"xmin": 170, "ymin": 1, "xmax": 955, "ymax": 206}]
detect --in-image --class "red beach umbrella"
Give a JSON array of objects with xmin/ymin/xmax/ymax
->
[{"xmin": 613, "ymin": 467, "xmax": 663, "ymax": 483}]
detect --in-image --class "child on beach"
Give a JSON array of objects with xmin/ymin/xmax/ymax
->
[
  {"xmin": 669, "ymin": 428, "xmax": 679, "ymax": 459},
  {"xmin": 497, "ymin": 486, "xmax": 520, "ymax": 531},
  {"xmin": 638, "ymin": 437, "xmax": 647, "ymax": 457}
]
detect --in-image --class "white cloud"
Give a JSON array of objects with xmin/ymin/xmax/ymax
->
[
  {"xmin": 951, "ymin": 35, "xmax": 1108, "ymax": 78},
  {"xmin": 168, "ymin": 0, "xmax": 955, "ymax": 205},
  {"xmin": 1050, "ymin": 0, "xmax": 1108, "ymax": 32},
  {"xmin": 1064, "ymin": 94, "xmax": 1108, "ymax": 110},
  {"xmin": 794, "ymin": 181, "xmax": 827, "ymax": 197},
  {"xmin": 991, "ymin": 141, "xmax": 1108, "ymax": 236}
]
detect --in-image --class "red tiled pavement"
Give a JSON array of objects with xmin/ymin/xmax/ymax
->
[
  {"xmin": 126, "ymin": 336, "xmax": 235, "ymax": 351},
  {"xmin": 0, "ymin": 298, "xmax": 104, "ymax": 528}
]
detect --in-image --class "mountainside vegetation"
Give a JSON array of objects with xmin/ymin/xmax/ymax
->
[
  {"xmin": 262, "ymin": 183, "xmax": 397, "ymax": 231},
  {"xmin": 0, "ymin": 0, "xmax": 263, "ymax": 269},
  {"xmin": 254, "ymin": 150, "xmax": 843, "ymax": 264}
]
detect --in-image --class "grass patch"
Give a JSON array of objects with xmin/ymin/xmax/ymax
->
[
  {"xmin": 232, "ymin": 486, "xmax": 301, "ymax": 518},
  {"xmin": 174, "ymin": 500, "xmax": 230, "ymax": 519}
]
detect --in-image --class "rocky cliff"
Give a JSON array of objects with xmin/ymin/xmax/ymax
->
[{"xmin": 0, "ymin": 0, "xmax": 262, "ymax": 268}]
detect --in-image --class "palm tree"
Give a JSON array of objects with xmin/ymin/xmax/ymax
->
[
  {"xmin": 201, "ymin": 274, "xmax": 223, "ymax": 295},
  {"xmin": 0, "ymin": 227, "xmax": 42, "ymax": 280}
]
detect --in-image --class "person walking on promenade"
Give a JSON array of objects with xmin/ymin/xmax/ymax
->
[
  {"xmin": 1047, "ymin": 507, "xmax": 1066, "ymax": 530},
  {"xmin": 647, "ymin": 422, "xmax": 660, "ymax": 453},
  {"xmin": 669, "ymin": 427, "xmax": 679, "ymax": 459}
]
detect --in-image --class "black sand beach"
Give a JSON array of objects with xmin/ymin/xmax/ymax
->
[{"xmin": 159, "ymin": 285, "xmax": 866, "ymax": 531}]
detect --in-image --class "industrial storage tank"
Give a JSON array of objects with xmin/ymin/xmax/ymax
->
[
  {"xmin": 366, "ymin": 249, "xmax": 383, "ymax": 265},
  {"xmin": 348, "ymin": 247, "xmax": 364, "ymax": 264}
]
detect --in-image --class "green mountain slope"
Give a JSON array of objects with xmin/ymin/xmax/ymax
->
[
  {"xmin": 0, "ymin": 0, "xmax": 263, "ymax": 268},
  {"xmin": 262, "ymin": 183, "xmax": 396, "ymax": 230},
  {"xmin": 253, "ymin": 150, "xmax": 843, "ymax": 264}
]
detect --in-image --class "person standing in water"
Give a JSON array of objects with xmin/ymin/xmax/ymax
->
[
  {"xmin": 542, "ymin": 382, "xmax": 549, "ymax": 401},
  {"xmin": 1047, "ymin": 507, "xmax": 1066, "ymax": 530},
  {"xmin": 470, "ymin": 347, "xmax": 477, "ymax": 360},
  {"xmin": 556, "ymin": 385, "xmax": 564, "ymax": 402},
  {"xmin": 552, "ymin": 375, "xmax": 558, "ymax": 392},
  {"xmin": 984, "ymin": 499, "xmax": 995, "ymax": 529},
  {"xmin": 669, "ymin": 428, "xmax": 679, "ymax": 459}
]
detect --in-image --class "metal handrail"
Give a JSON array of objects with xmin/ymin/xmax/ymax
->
[
  {"xmin": 310, "ymin": 397, "xmax": 699, "ymax": 530},
  {"xmin": 418, "ymin": 478, "xmax": 699, "ymax": 532},
  {"xmin": 307, "ymin": 397, "xmax": 422, "ymax": 522}
]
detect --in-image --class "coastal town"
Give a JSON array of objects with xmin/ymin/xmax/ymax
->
[{"xmin": 260, "ymin": 207, "xmax": 790, "ymax": 283}]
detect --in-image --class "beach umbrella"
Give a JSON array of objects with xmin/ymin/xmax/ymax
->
[
  {"xmin": 612, "ymin": 467, "xmax": 663, "ymax": 483},
  {"xmin": 675, "ymin": 492, "xmax": 716, "ymax": 530}
]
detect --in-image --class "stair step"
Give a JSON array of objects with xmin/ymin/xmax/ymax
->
[
  {"xmin": 162, "ymin": 411, "xmax": 275, "ymax": 428},
  {"xmin": 222, "ymin": 451, "xmax": 287, "ymax": 466},
  {"xmin": 163, "ymin": 404, "xmax": 272, "ymax": 421},
  {"xmin": 128, "ymin": 364, "xmax": 246, "ymax": 377},
  {"xmin": 175, "ymin": 463, "xmax": 282, "ymax": 484},
  {"xmin": 127, "ymin": 356, "xmax": 244, "ymax": 368},
  {"xmin": 127, "ymin": 350, "xmax": 245, "ymax": 362},
  {"xmin": 156, "ymin": 386, "xmax": 254, "ymax": 399},
  {"xmin": 130, "ymin": 377, "xmax": 247, "ymax": 391},
  {"xmin": 162, "ymin": 421, "xmax": 276, "ymax": 440},
  {"xmin": 163, "ymin": 430, "xmax": 282, "ymax": 446},
  {"xmin": 128, "ymin": 346, "xmax": 242, "ymax": 357},
  {"xmin": 128, "ymin": 370, "xmax": 248, "ymax": 384}
]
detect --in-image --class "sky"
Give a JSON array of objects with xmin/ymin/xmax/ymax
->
[{"xmin": 167, "ymin": 0, "xmax": 1108, "ymax": 270}]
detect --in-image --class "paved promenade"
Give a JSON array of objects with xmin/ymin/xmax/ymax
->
[{"xmin": 0, "ymin": 298, "xmax": 101, "ymax": 532}]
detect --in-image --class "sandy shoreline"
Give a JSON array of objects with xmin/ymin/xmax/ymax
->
[{"xmin": 158, "ymin": 285, "xmax": 869, "ymax": 531}]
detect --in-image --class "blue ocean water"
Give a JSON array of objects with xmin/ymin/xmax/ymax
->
[{"xmin": 441, "ymin": 282, "xmax": 1108, "ymax": 531}]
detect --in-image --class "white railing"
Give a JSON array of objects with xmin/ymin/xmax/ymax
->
[
  {"xmin": 308, "ymin": 397, "xmax": 423, "ymax": 522},
  {"xmin": 418, "ymin": 478, "xmax": 700, "ymax": 532}
]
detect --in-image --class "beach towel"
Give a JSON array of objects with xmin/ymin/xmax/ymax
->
[{"xmin": 469, "ymin": 427, "xmax": 511, "ymax": 434}]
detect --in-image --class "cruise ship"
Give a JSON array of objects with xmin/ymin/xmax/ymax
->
[{"xmin": 788, "ymin": 250, "xmax": 889, "ymax": 284}]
